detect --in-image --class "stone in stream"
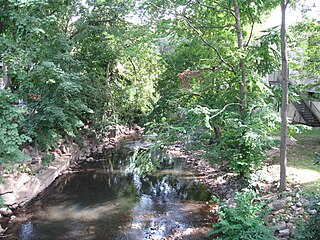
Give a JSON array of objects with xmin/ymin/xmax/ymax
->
[{"xmin": 0, "ymin": 207, "xmax": 13, "ymax": 216}]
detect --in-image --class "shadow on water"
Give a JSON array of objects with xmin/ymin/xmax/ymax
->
[{"xmin": 3, "ymin": 140, "xmax": 212, "ymax": 240}]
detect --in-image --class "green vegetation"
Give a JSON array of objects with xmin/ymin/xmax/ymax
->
[
  {"xmin": 295, "ymin": 196, "xmax": 320, "ymax": 240},
  {"xmin": 41, "ymin": 153, "xmax": 53, "ymax": 167},
  {"xmin": 268, "ymin": 128, "xmax": 320, "ymax": 195},
  {"xmin": 0, "ymin": 0, "xmax": 319, "ymax": 238},
  {"xmin": 0, "ymin": 0, "xmax": 161, "ymax": 164},
  {"xmin": 209, "ymin": 191, "xmax": 275, "ymax": 240},
  {"xmin": 0, "ymin": 90, "xmax": 31, "ymax": 163},
  {"xmin": 0, "ymin": 196, "xmax": 4, "ymax": 208}
]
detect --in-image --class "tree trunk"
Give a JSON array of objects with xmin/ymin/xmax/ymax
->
[
  {"xmin": 214, "ymin": 126, "xmax": 221, "ymax": 143},
  {"xmin": 280, "ymin": 0, "xmax": 289, "ymax": 192},
  {"xmin": 3, "ymin": 62, "xmax": 12, "ymax": 89},
  {"xmin": 233, "ymin": 0, "xmax": 246, "ymax": 116}
]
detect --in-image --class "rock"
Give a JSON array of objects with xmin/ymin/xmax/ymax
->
[
  {"xmin": 291, "ymin": 205, "xmax": 302, "ymax": 211},
  {"xmin": 60, "ymin": 145, "xmax": 68, "ymax": 154},
  {"xmin": 0, "ymin": 178, "xmax": 16, "ymax": 195},
  {"xmin": 86, "ymin": 157, "xmax": 94, "ymax": 162},
  {"xmin": 97, "ymin": 146, "xmax": 103, "ymax": 153},
  {"xmin": 31, "ymin": 157, "xmax": 41, "ymax": 164},
  {"xmin": 272, "ymin": 200, "xmax": 285, "ymax": 211},
  {"xmin": 52, "ymin": 152, "xmax": 62, "ymax": 161},
  {"xmin": 296, "ymin": 201, "xmax": 302, "ymax": 207},
  {"xmin": 0, "ymin": 207, "xmax": 13, "ymax": 216},
  {"xmin": 17, "ymin": 173, "xmax": 31, "ymax": 187},
  {"xmin": 273, "ymin": 209, "xmax": 285, "ymax": 215},
  {"xmin": 87, "ymin": 226, "xmax": 95, "ymax": 234},
  {"xmin": 308, "ymin": 209, "xmax": 317, "ymax": 215},
  {"xmin": 275, "ymin": 222, "xmax": 287, "ymax": 231},
  {"xmin": 21, "ymin": 148, "xmax": 31, "ymax": 156},
  {"xmin": 92, "ymin": 146, "xmax": 98, "ymax": 153},
  {"xmin": 0, "ymin": 225, "xmax": 6, "ymax": 235},
  {"xmin": 2, "ymin": 193, "xmax": 17, "ymax": 206},
  {"xmin": 286, "ymin": 196, "xmax": 293, "ymax": 202},
  {"xmin": 278, "ymin": 228, "xmax": 290, "ymax": 237}
]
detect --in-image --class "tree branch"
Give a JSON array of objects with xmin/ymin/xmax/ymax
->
[
  {"xmin": 209, "ymin": 103, "xmax": 240, "ymax": 119},
  {"xmin": 194, "ymin": 24, "xmax": 234, "ymax": 29},
  {"xmin": 179, "ymin": 14, "xmax": 236, "ymax": 73},
  {"xmin": 245, "ymin": 1, "xmax": 255, "ymax": 47},
  {"xmin": 196, "ymin": 0, "xmax": 235, "ymax": 18}
]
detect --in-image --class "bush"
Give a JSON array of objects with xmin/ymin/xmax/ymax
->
[
  {"xmin": 0, "ymin": 90, "xmax": 31, "ymax": 163},
  {"xmin": 209, "ymin": 190, "xmax": 275, "ymax": 240},
  {"xmin": 295, "ymin": 197, "xmax": 320, "ymax": 240}
]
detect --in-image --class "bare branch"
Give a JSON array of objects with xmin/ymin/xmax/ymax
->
[
  {"xmin": 245, "ymin": 1, "xmax": 255, "ymax": 47},
  {"xmin": 209, "ymin": 103, "xmax": 240, "ymax": 119},
  {"xmin": 128, "ymin": 57, "xmax": 137, "ymax": 76},
  {"xmin": 285, "ymin": 0, "xmax": 291, "ymax": 9}
]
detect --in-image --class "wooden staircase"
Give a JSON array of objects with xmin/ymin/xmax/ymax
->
[{"xmin": 293, "ymin": 101, "xmax": 320, "ymax": 127}]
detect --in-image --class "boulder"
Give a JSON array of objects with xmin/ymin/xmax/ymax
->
[
  {"xmin": 0, "ymin": 207, "xmax": 13, "ymax": 216},
  {"xmin": 2, "ymin": 193, "xmax": 17, "ymax": 206}
]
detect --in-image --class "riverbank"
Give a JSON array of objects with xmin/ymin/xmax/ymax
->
[
  {"xmin": 0, "ymin": 124, "xmax": 142, "ymax": 235},
  {"xmin": 167, "ymin": 129, "xmax": 320, "ymax": 239}
]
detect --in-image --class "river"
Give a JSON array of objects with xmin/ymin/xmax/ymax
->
[{"xmin": 2, "ymin": 140, "xmax": 213, "ymax": 240}]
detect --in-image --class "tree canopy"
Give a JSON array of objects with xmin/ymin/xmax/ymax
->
[{"xmin": 0, "ymin": 0, "xmax": 319, "ymax": 176}]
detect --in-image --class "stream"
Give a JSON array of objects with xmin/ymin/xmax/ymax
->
[{"xmin": 2, "ymin": 140, "xmax": 213, "ymax": 240}]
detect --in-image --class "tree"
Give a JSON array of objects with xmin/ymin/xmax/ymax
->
[
  {"xmin": 279, "ymin": 0, "xmax": 289, "ymax": 192},
  {"xmin": 0, "ymin": 0, "xmax": 161, "ymax": 156},
  {"xmin": 141, "ymin": 0, "xmax": 281, "ymax": 177}
]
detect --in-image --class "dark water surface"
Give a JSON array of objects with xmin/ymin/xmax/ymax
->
[{"xmin": 3, "ymin": 140, "xmax": 212, "ymax": 240}]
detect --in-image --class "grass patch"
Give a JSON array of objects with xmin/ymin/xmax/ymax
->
[{"xmin": 269, "ymin": 127, "xmax": 320, "ymax": 195}]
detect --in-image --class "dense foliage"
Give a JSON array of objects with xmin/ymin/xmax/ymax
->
[
  {"xmin": 295, "ymin": 196, "xmax": 320, "ymax": 240},
  {"xmin": 0, "ymin": 0, "xmax": 161, "ymax": 158},
  {"xmin": 0, "ymin": 1, "xmax": 318, "ymax": 177},
  {"xmin": 0, "ymin": 90, "xmax": 30, "ymax": 162},
  {"xmin": 209, "ymin": 190, "xmax": 275, "ymax": 240},
  {"xmin": 141, "ymin": 0, "xmax": 281, "ymax": 176}
]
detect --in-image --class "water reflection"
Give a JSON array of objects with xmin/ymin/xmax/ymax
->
[{"xmin": 4, "ymin": 142, "xmax": 211, "ymax": 240}]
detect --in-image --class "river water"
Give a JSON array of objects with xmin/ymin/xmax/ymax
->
[{"xmin": 3, "ymin": 140, "xmax": 212, "ymax": 240}]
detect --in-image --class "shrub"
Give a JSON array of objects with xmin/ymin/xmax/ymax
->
[
  {"xmin": 0, "ymin": 90, "xmax": 31, "ymax": 163},
  {"xmin": 295, "ymin": 196, "xmax": 320, "ymax": 240},
  {"xmin": 41, "ymin": 153, "xmax": 53, "ymax": 166},
  {"xmin": 209, "ymin": 190, "xmax": 275, "ymax": 240}
]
